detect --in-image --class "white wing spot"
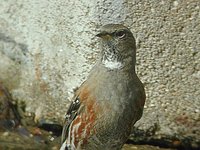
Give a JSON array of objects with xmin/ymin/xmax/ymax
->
[{"xmin": 60, "ymin": 140, "xmax": 67, "ymax": 150}]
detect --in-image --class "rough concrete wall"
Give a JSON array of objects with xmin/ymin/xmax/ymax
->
[{"xmin": 0, "ymin": 0, "xmax": 199, "ymax": 146}]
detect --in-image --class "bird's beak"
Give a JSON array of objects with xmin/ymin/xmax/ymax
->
[{"xmin": 96, "ymin": 32, "xmax": 112, "ymax": 41}]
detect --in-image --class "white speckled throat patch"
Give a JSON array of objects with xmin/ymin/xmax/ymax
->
[{"xmin": 102, "ymin": 59, "xmax": 123, "ymax": 69}]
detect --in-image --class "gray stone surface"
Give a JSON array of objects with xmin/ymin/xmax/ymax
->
[{"xmin": 0, "ymin": 0, "xmax": 200, "ymax": 146}]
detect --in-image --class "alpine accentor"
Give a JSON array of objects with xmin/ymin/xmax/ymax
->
[{"xmin": 60, "ymin": 24, "xmax": 146, "ymax": 150}]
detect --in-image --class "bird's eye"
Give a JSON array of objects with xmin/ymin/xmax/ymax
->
[{"xmin": 115, "ymin": 30, "xmax": 126, "ymax": 39}]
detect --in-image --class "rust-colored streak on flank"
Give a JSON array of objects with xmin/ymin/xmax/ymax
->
[
  {"xmin": 71, "ymin": 86, "xmax": 98, "ymax": 148},
  {"xmin": 70, "ymin": 116, "xmax": 82, "ymax": 146}
]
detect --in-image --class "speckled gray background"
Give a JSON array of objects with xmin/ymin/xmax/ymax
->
[{"xmin": 0, "ymin": 0, "xmax": 199, "ymax": 145}]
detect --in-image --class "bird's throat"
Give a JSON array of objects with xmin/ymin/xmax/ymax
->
[
  {"xmin": 101, "ymin": 41, "xmax": 123, "ymax": 70},
  {"xmin": 102, "ymin": 59, "xmax": 123, "ymax": 69}
]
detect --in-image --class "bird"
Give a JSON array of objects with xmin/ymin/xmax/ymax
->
[{"xmin": 60, "ymin": 24, "xmax": 146, "ymax": 150}]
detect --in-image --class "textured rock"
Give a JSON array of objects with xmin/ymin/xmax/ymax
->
[{"xmin": 0, "ymin": 0, "xmax": 200, "ymax": 148}]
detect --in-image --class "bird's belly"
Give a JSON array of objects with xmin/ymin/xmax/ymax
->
[{"xmin": 84, "ymin": 107, "xmax": 133, "ymax": 149}]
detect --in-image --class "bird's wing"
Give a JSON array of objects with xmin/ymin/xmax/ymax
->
[
  {"xmin": 61, "ymin": 96, "xmax": 81, "ymax": 144},
  {"xmin": 60, "ymin": 82, "xmax": 100, "ymax": 149},
  {"xmin": 135, "ymin": 86, "xmax": 146, "ymax": 121}
]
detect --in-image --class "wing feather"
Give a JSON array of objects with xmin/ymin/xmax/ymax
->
[{"xmin": 61, "ymin": 96, "xmax": 81, "ymax": 144}]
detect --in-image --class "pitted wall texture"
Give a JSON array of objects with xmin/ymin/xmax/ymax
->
[{"xmin": 0, "ymin": 0, "xmax": 199, "ymax": 143}]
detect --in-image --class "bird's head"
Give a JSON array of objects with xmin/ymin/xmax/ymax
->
[{"xmin": 96, "ymin": 24, "xmax": 136, "ymax": 70}]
